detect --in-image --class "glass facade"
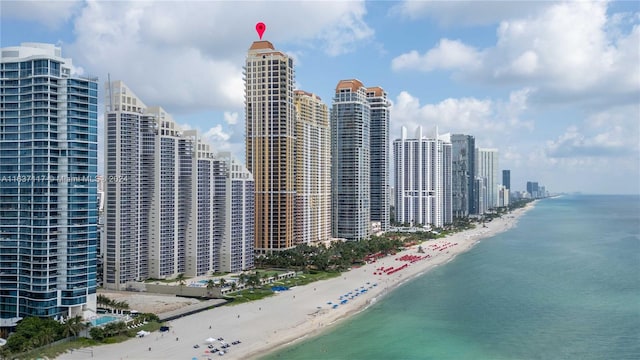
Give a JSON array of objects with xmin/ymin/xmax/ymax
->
[
  {"xmin": 331, "ymin": 80, "xmax": 371, "ymax": 241},
  {"xmin": 367, "ymin": 88, "xmax": 390, "ymax": 232},
  {"xmin": 1, "ymin": 44, "xmax": 97, "ymax": 326}
]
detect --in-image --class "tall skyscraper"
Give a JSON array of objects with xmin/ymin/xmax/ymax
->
[
  {"xmin": 1, "ymin": 43, "xmax": 98, "ymax": 326},
  {"xmin": 103, "ymin": 81, "xmax": 153, "ymax": 289},
  {"xmin": 332, "ymin": 79, "xmax": 371, "ymax": 240},
  {"xmin": 476, "ymin": 148, "xmax": 499, "ymax": 209},
  {"xmin": 367, "ymin": 87, "xmax": 390, "ymax": 232},
  {"xmin": 450, "ymin": 134, "xmax": 476, "ymax": 217},
  {"xmin": 245, "ymin": 40, "xmax": 295, "ymax": 252},
  {"xmin": 394, "ymin": 127, "xmax": 452, "ymax": 228},
  {"xmin": 294, "ymin": 90, "xmax": 331, "ymax": 245},
  {"xmin": 502, "ymin": 169, "xmax": 511, "ymax": 191},
  {"xmin": 214, "ymin": 152, "xmax": 255, "ymax": 273}
]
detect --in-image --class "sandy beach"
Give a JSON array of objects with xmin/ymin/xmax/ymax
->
[{"xmin": 57, "ymin": 203, "xmax": 534, "ymax": 360}]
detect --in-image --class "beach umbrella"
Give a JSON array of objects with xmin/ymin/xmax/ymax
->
[{"xmin": 205, "ymin": 337, "xmax": 215, "ymax": 343}]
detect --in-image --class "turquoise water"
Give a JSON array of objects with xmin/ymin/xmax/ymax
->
[
  {"xmin": 263, "ymin": 195, "xmax": 640, "ymax": 360},
  {"xmin": 90, "ymin": 315, "xmax": 119, "ymax": 326}
]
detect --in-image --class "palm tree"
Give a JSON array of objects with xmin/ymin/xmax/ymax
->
[
  {"xmin": 41, "ymin": 325, "xmax": 57, "ymax": 346},
  {"xmin": 63, "ymin": 315, "xmax": 86, "ymax": 339},
  {"xmin": 218, "ymin": 277, "xmax": 227, "ymax": 288},
  {"xmin": 206, "ymin": 280, "xmax": 215, "ymax": 297},
  {"xmin": 230, "ymin": 282, "xmax": 237, "ymax": 292},
  {"xmin": 175, "ymin": 273, "xmax": 186, "ymax": 293},
  {"xmin": 238, "ymin": 273, "xmax": 247, "ymax": 286}
]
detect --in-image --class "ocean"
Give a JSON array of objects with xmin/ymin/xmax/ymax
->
[{"xmin": 262, "ymin": 195, "xmax": 640, "ymax": 360}]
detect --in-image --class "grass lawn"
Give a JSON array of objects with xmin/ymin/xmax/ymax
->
[
  {"xmin": 225, "ymin": 288, "xmax": 275, "ymax": 305},
  {"xmin": 17, "ymin": 337, "xmax": 100, "ymax": 360},
  {"xmin": 13, "ymin": 321, "xmax": 164, "ymax": 359},
  {"xmin": 224, "ymin": 271, "xmax": 341, "ymax": 306}
]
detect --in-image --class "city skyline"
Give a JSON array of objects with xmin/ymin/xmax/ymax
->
[{"xmin": 2, "ymin": 1, "xmax": 638, "ymax": 194}]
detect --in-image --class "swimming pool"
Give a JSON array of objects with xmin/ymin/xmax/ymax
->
[{"xmin": 90, "ymin": 315, "xmax": 120, "ymax": 326}]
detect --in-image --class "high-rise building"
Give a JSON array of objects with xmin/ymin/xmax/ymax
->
[
  {"xmin": 245, "ymin": 40, "xmax": 295, "ymax": 252},
  {"xmin": 526, "ymin": 181, "xmax": 539, "ymax": 198},
  {"xmin": 498, "ymin": 185, "xmax": 510, "ymax": 207},
  {"xmin": 183, "ymin": 129, "xmax": 218, "ymax": 278},
  {"xmin": 331, "ymin": 79, "xmax": 371, "ymax": 240},
  {"xmin": 474, "ymin": 177, "xmax": 487, "ymax": 215},
  {"xmin": 103, "ymin": 81, "xmax": 153, "ymax": 289},
  {"xmin": 367, "ymin": 87, "xmax": 390, "ymax": 232},
  {"xmin": 450, "ymin": 134, "xmax": 476, "ymax": 217},
  {"xmin": 1, "ymin": 43, "xmax": 98, "ymax": 326},
  {"xmin": 104, "ymin": 81, "xmax": 253, "ymax": 290},
  {"xmin": 294, "ymin": 90, "xmax": 331, "ymax": 245},
  {"xmin": 147, "ymin": 106, "xmax": 193, "ymax": 279},
  {"xmin": 394, "ymin": 127, "xmax": 452, "ymax": 227},
  {"xmin": 214, "ymin": 152, "xmax": 255, "ymax": 273},
  {"xmin": 502, "ymin": 169, "xmax": 511, "ymax": 191},
  {"xmin": 476, "ymin": 148, "xmax": 499, "ymax": 209}
]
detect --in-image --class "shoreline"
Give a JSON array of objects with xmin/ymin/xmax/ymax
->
[
  {"xmin": 56, "ymin": 202, "xmax": 536, "ymax": 360},
  {"xmin": 250, "ymin": 202, "xmax": 536, "ymax": 360}
]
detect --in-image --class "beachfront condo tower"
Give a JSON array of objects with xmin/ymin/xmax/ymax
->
[
  {"xmin": 104, "ymin": 81, "xmax": 253, "ymax": 290},
  {"xmin": 476, "ymin": 148, "xmax": 499, "ymax": 210},
  {"xmin": 331, "ymin": 79, "xmax": 371, "ymax": 240},
  {"xmin": 367, "ymin": 87, "xmax": 391, "ymax": 233},
  {"xmin": 294, "ymin": 90, "xmax": 331, "ymax": 245},
  {"xmin": 245, "ymin": 41, "xmax": 296, "ymax": 252},
  {"xmin": 214, "ymin": 152, "xmax": 255, "ymax": 273},
  {"xmin": 394, "ymin": 127, "xmax": 453, "ymax": 227},
  {"xmin": 103, "ymin": 81, "xmax": 153, "ymax": 290},
  {"xmin": 450, "ymin": 134, "xmax": 476, "ymax": 217},
  {"xmin": 0, "ymin": 43, "xmax": 98, "ymax": 328}
]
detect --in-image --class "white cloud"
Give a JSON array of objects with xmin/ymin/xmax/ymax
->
[
  {"xmin": 1, "ymin": 0, "xmax": 82, "ymax": 29},
  {"xmin": 545, "ymin": 104, "xmax": 640, "ymax": 159},
  {"xmin": 204, "ymin": 125, "xmax": 231, "ymax": 142},
  {"xmin": 62, "ymin": 1, "xmax": 373, "ymax": 116},
  {"xmin": 391, "ymin": 1, "xmax": 640, "ymax": 108},
  {"xmin": 223, "ymin": 112, "xmax": 239, "ymax": 125},
  {"xmin": 390, "ymin": 88, "xmax": 533, "ymax": 146},
  {"xmin": 391, "ymin": 39, "xmax": 481, "ymax": 72},
  {"xmin": 390, "ymin": 0, "xmax": 548, "ymax": 26}
]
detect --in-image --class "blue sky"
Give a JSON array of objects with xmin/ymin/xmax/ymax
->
[{"xmin": 2, "ymin": 0, "xmax": 639, "ymax": 194}]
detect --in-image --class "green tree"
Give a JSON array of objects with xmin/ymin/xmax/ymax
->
[
  {"xmin": 63, "ymin": 315, "xmax": 86, "ymax": 339},
  {"xmin": 175, "ymin": 273, "xmax": 186, "ymax": 293},
  {"xmin": 206, "ymin": 279, "xmax": 216, "ymax": 296}
]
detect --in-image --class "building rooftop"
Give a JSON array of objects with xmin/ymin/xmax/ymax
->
[
  {"xmin": 294, "ymin": 89, "xmax": 322, "ymax": 101},
  {"xmin": 335, "ymin": 79, "xmax": 365, "ymax": 93},
  {"xmin": 366, "ymin": 86, "xmax": 385, "ymax": 97},
  {"xmin": 249, "ymin": 41, "xmax": 275, "ymax": 51}
]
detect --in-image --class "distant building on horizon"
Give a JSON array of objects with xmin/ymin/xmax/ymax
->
[
  {"xmin": 502, "ymin": 170, "xmax": 511, "ymax": 191},
  {"xmin": 1, "ymin": 43, "xmax": 98, "ymax": 326},
  {"xmin": 526, "ymin": 181, "xmax": 539, "ymax": 198},
  {"xmin": 293, "ymin": 90, "xmax": 331, "ymax": 245},
  {"xmin": 394, "ymin": 126, "xmax": 452, "ymax": 228},
  {"xmin": 245, "ymin": 40, "xmax": 296, "ymax": 252}
]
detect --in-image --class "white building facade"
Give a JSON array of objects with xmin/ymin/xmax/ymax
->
[
  {"xmin": 476, "ymin": 148, "xmax": 499, "ymax": 210},
  {"xmin": 394, "ymin": 127, "xmax": 452, "ymax": 228}
]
